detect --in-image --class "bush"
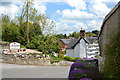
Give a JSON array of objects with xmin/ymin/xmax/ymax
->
[
  {"xmin": 74, "ymin": 57, "xmax": 81, "ymax": 61},
  {"xmin": 69, "ymin": 69, "xmax": 87, "ymax": 79},
  {"xmin": 70, "ymin": 62, "xmax": 87, "ymax": 72},
  {"xmin": 58, "ymin": 53, "xmax": 64, "ymax": 58},
  {"xmin": 68, "ymin": 59, "xmax": 102, "ymax": 79},
  {"xmin": 103, "ymin": 33, "xmax": 120, "ymax": 78},
  {"xmin": 63, "ymin": 56, "xmax": 74, "ymax": 61},
  {"xmin": 50, "ymin": 54, "xmax": 63, "ymax": 64}
]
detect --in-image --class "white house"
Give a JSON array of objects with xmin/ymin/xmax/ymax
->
[
  {"xmin": 66, "ymin": 37, "xmax": 89, "ymax": 58},
  {"xmin": 66, "ymin": 29, "xmax": 99, "ymax": 58}
]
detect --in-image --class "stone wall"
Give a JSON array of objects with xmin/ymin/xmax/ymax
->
[
  {"xmin": 2, "ymin": 54, "xmax": 51, "ymax": 66},
  {"xmin": 1, "ymin": 54, "xmax": 73, "ymax": 66}
]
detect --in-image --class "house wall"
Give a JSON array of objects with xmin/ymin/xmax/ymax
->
[
  {"xmin": 66, "ymin": 39, "xmax": 87, "ymax": 58},
  {"xmin": 66, "ymin": 49, "xmax": 74, "ymax": 58},
  {"xmin": 73, "ymin": 39, "xmax": 87, "ymax": 58},
  {"xmin": 99, "ymin": 3, "xmax": 120, "ymax": 55},
  {"xmin": 79, "ymin": 39, "xmax": 87, "ymax": 58},
  {"xmin": 98, "ymin": 2, "xmax": 120, "ymax": 72},
  {"xmin": 59, "ymin": 40, "xmax": 68, "ymax": 48},
  {"xmin": 74, "ymin": 43, "xmax": 80, "ymax": 58}
]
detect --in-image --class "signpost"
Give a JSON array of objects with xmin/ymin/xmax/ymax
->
[{"xmin": 10, "ymin": 42, "xmax": 20, "ymax": 50}]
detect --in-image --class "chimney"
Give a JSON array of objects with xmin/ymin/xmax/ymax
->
[{"xmin": 80, "ymin": 28, "xmax": 86, "ymax": 38}]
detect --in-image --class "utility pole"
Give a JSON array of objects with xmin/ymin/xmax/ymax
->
[{"xmin": 26, "ymin": 1, "xmax": 29, "ymax": 45}]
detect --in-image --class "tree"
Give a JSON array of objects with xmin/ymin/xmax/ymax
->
[
  {"xmin": 86, "ymin": 32, "xmax": 95, "ymax": 37},
  {"xmin": 18, "ymin": 0, "xmax": 36, "ymax": 44},
  {"xmin": 92, "ymin": 30, "xmax": 99, "ymax": 36},
  {"xmin": 2, "ymin": 1, "xmax": 60, "ymax": 54},
  {"xmin": 68, "ymin": 32, "xmax": 80, "ymax": 39}
]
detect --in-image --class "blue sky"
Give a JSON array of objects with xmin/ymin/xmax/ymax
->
[{"xmin": 0, "ymin": 0, "xmax": 119, "ymax": 35}]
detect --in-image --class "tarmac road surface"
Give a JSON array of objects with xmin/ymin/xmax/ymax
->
[{"xmin": 1, "ymin": 63, "xmax": 71, "ymax": 78}]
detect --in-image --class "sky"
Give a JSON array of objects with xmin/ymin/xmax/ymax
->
[{"xmin": 0, "ymin": 0, "xmax": 119, "ymax": 35}]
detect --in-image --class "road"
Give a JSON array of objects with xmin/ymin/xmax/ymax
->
[{"xmin": 1, "ymin": 63, "xmax": 71, "ymax": 78}]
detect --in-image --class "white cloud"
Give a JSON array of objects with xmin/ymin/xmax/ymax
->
[
  {"xmin": 58, "ymin": 9, "xmax": 96, "ymax": 20},
  {"xmin": 0, "ymin": 0, "xmax": 47, "ymax": 19},
  {"xmin": 0, "ymin": 3, "xmax": 20, "ymax": 19},
  {"xmin": 73, "ymin": 22, "xmax": 88, "ymax": 31},
  {"xmin": 66, "ymin": 0, "xmax": 86, "ymax": 10},
  {"xmin": 86, "ymin": 20, "xmax": 102, "ymax": 31},
  {"xmin": 34, "ymin": 0, "xmax": 47, "ymax": 14},
  {"xmin": 90, "ymin": 0, "xmax": 119, "ymax": 3},
  {"xmin": 89, "ymin": 1, "xmax": 111, "ymax": 18}
]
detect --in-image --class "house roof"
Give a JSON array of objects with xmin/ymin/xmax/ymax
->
[
  {"xmin": 98, "ymin": 1, "xmax": 120, "ymax": 39},
  {"xmin": 66, "ymin": 37, "xmax": 89, "ymax": 49},
  {"xmin": 60, "ymin": 39, "xmax": 72, "ymax": 45},
  {"xmin": 66, "ymin": 38, "xmax": 78, "ymax": 49}
]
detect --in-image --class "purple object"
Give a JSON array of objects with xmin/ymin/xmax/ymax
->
[
  {"xmin": 69, "ymin": 69, "xmax": 87, "ymax": 78},
  {"xmin": 80, "ymin": 78, "xmax": 92, "ymax": 80},
  {"xmin": 70, "ymin": 62, "xmax": 87, "ymax": 72},
  {"xmin": 83, "ymin": 57, "xmax": 94, "ymax": 60}
]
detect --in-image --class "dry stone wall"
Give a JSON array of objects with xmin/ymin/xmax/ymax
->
[{"xmin": 2, "ymin": 54, "xmax": 51, "ymax": 66}]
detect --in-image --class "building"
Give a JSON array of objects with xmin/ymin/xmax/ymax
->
[
  {"xmin": 98, "ymin": 1, "xmax": 120, "ymax": 56},
  {"xmin": 66, "ymin": 29, "xmax": 99, "ymax": 58},
  {"xmin": 59, "ymin": 38, "xmax": 73, "ymax": 51},
  {"xmin": 86, "ymin": 44, "xmax": 99, "ymax": 58},
  {"xmin": 98, "ymin": 1, "xmax": 120, "ymax": 71}
]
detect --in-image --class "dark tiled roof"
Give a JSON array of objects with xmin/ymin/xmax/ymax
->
[
  {"xmin": 67, "ymin": 37, "xmax": 89, "ymax": 49},
  {"xmin": 60, "ymin": 39, "xmax": 72, "ymax": 45},
  {"xmin": 66, "ymin": 38, "xmax": 78, "ymax": 49}
]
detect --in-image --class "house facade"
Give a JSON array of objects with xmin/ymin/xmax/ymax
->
[{"xmin": 66, "ymin": 37, "xmax": 89, "ymax": 58}]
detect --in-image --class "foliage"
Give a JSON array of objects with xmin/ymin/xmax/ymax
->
[
  {"xmin": 92, "ymin": 30, "xmax": 100, "ymax": 36},
  {"xmin": 49, "ymin": 54, "xmax": 63, "ymax": 64},
  {"xmin": 103, "ymin": 33, "xmax": 120, "ymax": 78},
  {"xmin": 74, "ymin": 57, "xmax": 81, "ymax": 61},
  {"xmin": 86, "ymin": 32, "xmax": 95, "ymax": 37},
  {"xmin": 68, "ymin": 59, "xmax": 102, "ymax": 79},
  {"xmin": 69, "ymin": 69, "xmax": 87, "ymax": 79},
  {"xmin": 2, "ymin": 0, "xmax": 61, "ymax": 53},
  {"xmin": 68, "ymin": 32, "xmax": 80, "ymax": 39},
  {"xmin": 63, "ymin": 56, "xmax": 74, "ymax": 61},
  {"xmin": 58, "ymin": 53, "xmax": 64, "ymax": 58}
]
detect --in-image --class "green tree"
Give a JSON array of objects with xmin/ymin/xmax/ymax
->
[
  {"xmin": 86, "ymin": 32, "xmax": 95, "ymax": 37},
  {"xmin": 92, "ymin": 30, "xmax": 99, "ymax": 36}
]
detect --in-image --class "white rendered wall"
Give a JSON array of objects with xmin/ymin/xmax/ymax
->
[
  {"xmin": 66, "ymin": 49, "xmax": 74, "ymax": 58},
  {"xmin": 74, "ymin": 43, "xmax": 80, "ymax": 58},
  {"xmin": 79, "ymin": 39, "xmax": 87, "ymax": 58}
]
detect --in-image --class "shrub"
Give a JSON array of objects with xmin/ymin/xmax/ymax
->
[
  {"xmin": 80, "ymin": 78, "xmax": 92, "ymax": 80},
  {"xmin": 69, "ymin": 69, "xmax": 87, "ymax": 79},
  {"xmin": 63, "ymin": 56, "xmax": 74, "ymax": 61},
  {"xmin": 74, "ymin": 57, "xmax": 81, "ymax": 61},
  {"xmin": 75, "ymin": 59, "xmax": 95, "ymax": 68},
  {"xmin": 50, "ymin": 54, "xmax": 63, "ymax": 64},
  {"xmin": 103, "ymin": 33, "xmax": 120, "ymax": 78},
  {"xmin": 58, "ymin": 53, "xmax": 64, "ymax": 58},
  {"xmin": 70, "ymin": 62, "xmax": 87, "ymax": 72}
]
